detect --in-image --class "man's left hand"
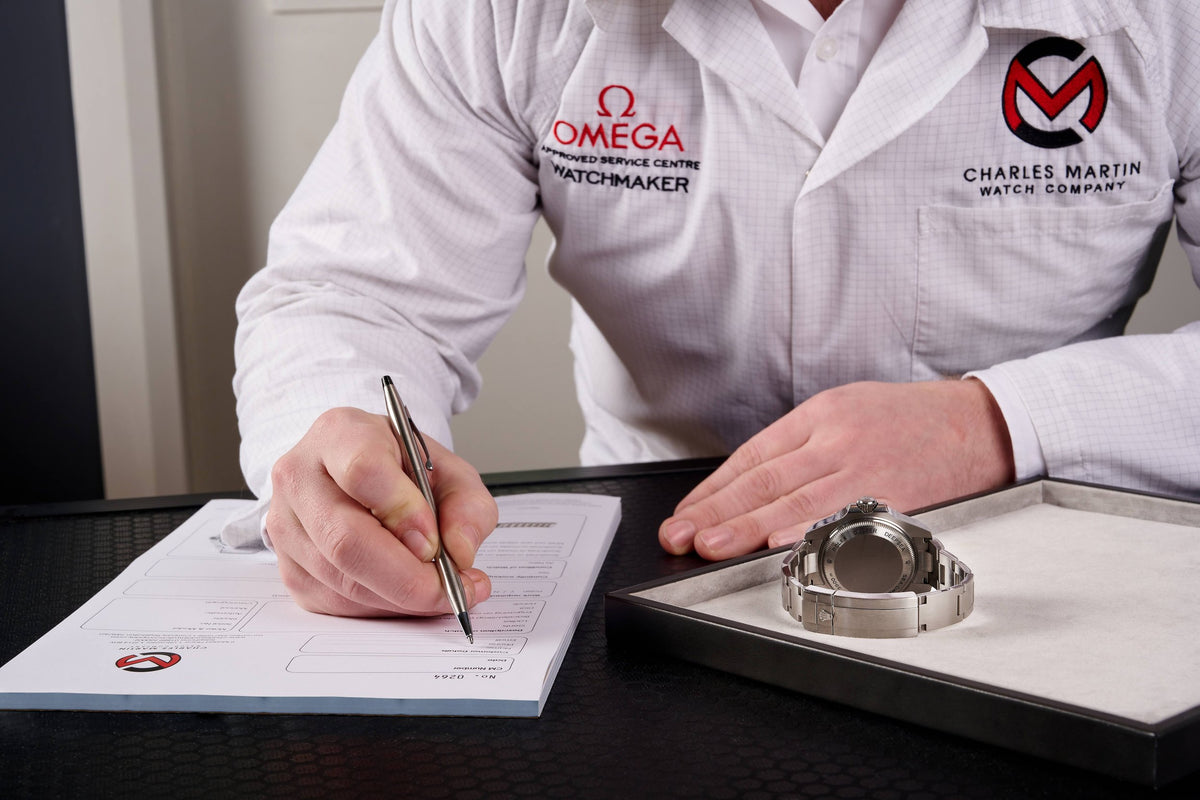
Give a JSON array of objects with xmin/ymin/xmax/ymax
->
[{"xmin": 658, "ymin": 379, "xmax": 1016, "ymax": 560}]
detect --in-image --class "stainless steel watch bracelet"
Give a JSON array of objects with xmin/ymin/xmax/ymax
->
[{"xmin": 781, "ymin": 537, "xmax": 974, "ymax": 638}]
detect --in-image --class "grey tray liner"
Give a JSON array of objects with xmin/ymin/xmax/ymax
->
[{"xmin": 632, "ymin": 480, "xmax": 1200, "ymax": 726}]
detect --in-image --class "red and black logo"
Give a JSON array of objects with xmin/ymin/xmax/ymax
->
[
  {"xmin": 552, "ymin": 84, "xmax": 685, "ymax": 152},
  {"xmin": 115, "ymin": 652, "xmax": 181, "ymax": 672},
  {"xmin": 1003, "ymin": 37, "xmax": 1107, "ymax": 149}
]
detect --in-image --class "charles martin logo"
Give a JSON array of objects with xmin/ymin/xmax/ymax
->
[
  {"xmin": 115, "ymin": 652, "xmax": 181, "ymax": 672},
  {"xmin": 1003, "ymin": 37, "xmax": 1107, "ymax": 149}
]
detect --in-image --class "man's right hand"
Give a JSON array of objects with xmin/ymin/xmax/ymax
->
[{"xmin": 265, "ymin": 407, "xmax": 498, "ymax": 617}]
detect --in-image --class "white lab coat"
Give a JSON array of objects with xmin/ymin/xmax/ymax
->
[{"xmin": 230, "ymin": 0, "xmax": 1200, "ymax": 543}]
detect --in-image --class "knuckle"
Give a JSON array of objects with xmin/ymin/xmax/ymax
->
[
  {"xmin": 780, "ymin": 489, "xmax": 822, "ymax": 523},
  {"xmin": 284, "ymin": 553, "xmax": 385, "ymax": 617},
  {"xmin": 263, "ymin": 505, "xmax": 288, "ymax": 543},
  {"xmin": 270, "ymin": 451, "xmax": 304, "ymax": 498},
  {"xmin": 382, "ymin": 571, "xmax": 428, "ymax": 614},
  {"xmin": 339, "ymin": 447, "xmax": 380, "ymax": 498},
  {"xmin": 318, "ymin": 517, "xmax": 367, "ymax": 575},
  {"xmin": 732, "ymin": 436, "xmax": 770, "ymax": 472},
  {"xmin": 745, "ymin": 464, "xmax": 785, "ymax": 504},
  {"xmin": 312, "ymin": 406, "xmax": 360, "ymax": 437},
  {"xmin": 314, "ymin": 527, "xmax": 432, "ymax": 614},
  {"xmin": 682, "ymin": 501, "xmax": 720, "ymax": 531},
  {"xmin": 336, "ymin": 572, "xmax": 383, "ymax": 611},
  {"xmin": 729, "ymin": 514, "xmax": 766, "ymax": 543},
  {"xmin": 803, "ymin": 387, "xmax": 841, "ymax": 419}
]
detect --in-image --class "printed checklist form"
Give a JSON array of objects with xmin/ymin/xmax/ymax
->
[{"xmin": 0, "ymin": 494, "xmax": 621, "ymax": 717}]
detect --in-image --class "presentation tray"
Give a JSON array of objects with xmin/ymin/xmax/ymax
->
[{"xmin": 605, "ymin": 479, "xmax": 1200, "ymax": 787}]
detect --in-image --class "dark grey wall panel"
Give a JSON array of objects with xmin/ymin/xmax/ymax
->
[{"xmin": 0, "ymin": 0, "xmax": 104, "ymax": 503}]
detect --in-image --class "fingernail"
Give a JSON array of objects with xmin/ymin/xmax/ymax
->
[
  {"xmin": 698, "ymin": 527, "xmax": 732, "ymax": 554},
  {"xmin": 663, "ymin": 519, "xmax": 696, "ymax": 551},
  {"xmin": 459, "ymin": 570, "xmax": 489, "ymax": 607},
  {"xmin": 401, "ymin": 529, "xmax": 435, "ymax": 561},
  {"xmin": 768, "ymin": 530, "xmax": 802, "ymax": 549}
]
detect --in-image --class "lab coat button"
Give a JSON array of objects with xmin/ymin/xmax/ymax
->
[{"xmin": 815, "ymin": 38, "xmax": 839, "ymax": 61}]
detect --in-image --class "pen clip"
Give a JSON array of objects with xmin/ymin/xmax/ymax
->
[
  {"xmin": 382, "ymin": 375, "xmax": 435, "ymax": 491},
  {"xmin": 409, "ymin": 413, "xmax": 433, "ymax": 473}
]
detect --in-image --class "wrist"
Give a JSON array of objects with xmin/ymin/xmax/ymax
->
[
  {"xmin": 961, "ymin": 377, "xmax": 1016, "ymax": 486},
  {"xmin": 963, "ymin": 369, "xmax": 1047, "ymax": 481}
]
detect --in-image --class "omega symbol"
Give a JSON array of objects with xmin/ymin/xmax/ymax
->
[{"xmin": 596, "ymin": 85, "xmax": 636, "ymax": 118}]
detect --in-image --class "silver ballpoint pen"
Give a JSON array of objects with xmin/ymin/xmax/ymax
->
[{"xmin": 381, "ymin": 375, "xmax": 474, "ymax": 643}]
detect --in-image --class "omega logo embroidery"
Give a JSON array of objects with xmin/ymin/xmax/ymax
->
[
  {"xmin": 552, "ymin": 85, "xmax": 685, "ymax": 152},
  {"xmin": 541, "ymin": 84, "xmax": 700, "ymax": 194}
]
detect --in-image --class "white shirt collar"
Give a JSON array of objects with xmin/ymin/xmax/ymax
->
[{"xmin": 755, "ymin": 0, "xmax": 827, "ymax": 33}]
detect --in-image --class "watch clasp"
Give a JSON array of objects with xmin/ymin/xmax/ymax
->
[{"xmin": 802, "ymin": 587, "xmax": 921, "ymax": 638}]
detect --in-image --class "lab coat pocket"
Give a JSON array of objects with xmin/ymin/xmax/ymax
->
[{"xmin": 914, "ymin": 182, "xmax": 1174, "ymax": 373}]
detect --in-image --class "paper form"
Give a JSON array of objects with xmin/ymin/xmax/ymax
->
[{"xmin": 0, "ymin": 493, "xmax": 621, "ymax": 717}]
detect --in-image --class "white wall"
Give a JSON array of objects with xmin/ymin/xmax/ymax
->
[
  {"xmin": 1127, "ymin": 233, "xmax": 1198, "ymax": 336},
  {"xmin": 65, "ymin": 0, "xmax": 188, "ymax": 498},
  {"xmin": 70, "ymin": 0, "xmax": 1196, "ymax": 497},
  {"xmin": 157, "ymin": 0, "xmax": 375, "ymax": 491},
  {"xmin": 154, "ymin": 0, "xmax": 581, "ymax": 489}
]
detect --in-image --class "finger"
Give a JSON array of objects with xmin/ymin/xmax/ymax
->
[
  {"xmin": 267, "ymin": 499, "xmax": 419, "ymax": 615},
  {"xmin": 673, "ymin": 411, "xmax": 815, "ymax": 513},
  {"xmin": 427, "ymin": 439, "xmax": 499, "ymax": 571},
  {"xmin": 659, "ymin": 444, "xmax": 834, "ymax": 554},
  {"xmin": 277, "ymin": 542, "xmax": 492, "ymax": 617},
  {"xmin": 274, "ymin": 537, "xmax": 407, "ymax": 616},
  {"xmin": 461, "ymin": 568, "xmax": 493, "ymax": 608},
  {"xmin": 311, "ymin": 410, "xmax": 439, "ymax": 561},
  {"xmin": 274, "ymin": 487, "xmax": 494, "ymax": 616},
  {"xmin": 280, "ymin": 457, "xmax": 456, "ymax": 615},
  {"xmin": 763, "ymin": 492, "xmax": 902, "ymax": 551},
  {"xmin": 692, "ymin": 473, "xmax": 853, "ymax": 560},
  {"xmin": 687, "ymin": 444, "xmax": 837, "ymax": 531},
  {"xmin": 285, "ymin": 477, "xmax": 493, "ymax": 615}
]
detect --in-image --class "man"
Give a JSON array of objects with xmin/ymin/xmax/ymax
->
[{"xmin": 229, "ymin": 0, "xmax": 1200, "ymax": 617}]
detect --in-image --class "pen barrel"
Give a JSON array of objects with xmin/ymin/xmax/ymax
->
[
  {"xmin": 382, "ymin": 376, "xmax": 473, "ymax": 640},
  {"xmin": 434, "ymin": 542, "xmax": 470, "ymax": 611}
]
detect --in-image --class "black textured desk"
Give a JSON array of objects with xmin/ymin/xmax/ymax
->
[{"xmin": 2, "ymin": 461, "xmax": 1196, "ymax": 798}]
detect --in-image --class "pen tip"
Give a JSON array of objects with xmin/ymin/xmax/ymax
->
[
  {"xmin": 468, "ymin": 633, "xmax": 475, "ymax": 644},
  {"xmin": 382, "ymin": 375, "xmax": 393, "ymax": 387}
]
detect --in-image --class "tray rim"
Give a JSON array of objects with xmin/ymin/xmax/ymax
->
[{"xmin": 604, "ymin": 478, "xmax": 1200, "ymax": 787}]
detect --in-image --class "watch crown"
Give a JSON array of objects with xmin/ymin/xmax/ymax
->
[{"xmin": 854, "ymin": 497, "xmax": 879, "ymax": 513}]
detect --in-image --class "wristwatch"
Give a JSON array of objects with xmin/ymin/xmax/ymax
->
[{"xmin": 780, "ymin": 498, "xmax": 973, "ymax": 638}]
